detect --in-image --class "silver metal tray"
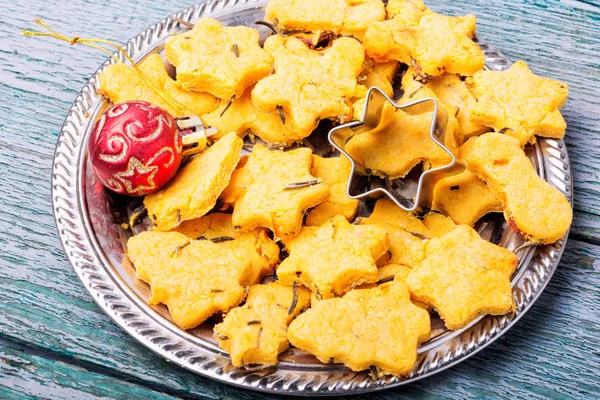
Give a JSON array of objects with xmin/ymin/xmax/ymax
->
[{"xmin": 51, "ymin": 0, "xmax": 573, "ymax": 395}]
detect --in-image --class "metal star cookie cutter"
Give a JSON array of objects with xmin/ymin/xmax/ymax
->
[{"xmin": 328, "ymin": 86, "xmax": 465, "ymax": 212}]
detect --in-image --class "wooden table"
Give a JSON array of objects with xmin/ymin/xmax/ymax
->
[{"xmin": 1, "ymin": 0, "xmax": 599, "ymax": 398}]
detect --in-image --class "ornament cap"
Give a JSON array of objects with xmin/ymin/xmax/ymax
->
[{"xmin": 176, "ymin": 115, "xmax": 219, "ymax": 156}]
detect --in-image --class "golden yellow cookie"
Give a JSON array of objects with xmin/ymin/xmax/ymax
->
[
  {"xmin": 252, "ymin": 35, "xmax": 364, "ymax": 137},
  {"xmin": 365, "ymin": 198, "xmax": 431, "ymax": 237},
  {"xmin": 265, "ymin": 0, "xmax": 385, "ymax": 39},
  {"xmin": 214, "ymin": 282, "xmax": 311, "ymax": 367},
  {"xmin": 399, "ymin": 69, "xmax": 461, "ymax": 155},
  {"xmin": 345, "ymin": 107, "xmax": 454, "ymax": 179},
  {"xmin": 127, "ymin": 231, "xmax": 251, "ymax": 330},
  {"xmin": 386, "ymin": 0, "xmax": 427, "ymax": 18},
  {"xmin": 467, "ymin": 61, "xmax": 569, "ymax": 146},
  {"xmin": 462, "ymin": 132, "xmax": 572, "ymax": 244},
  {"xmin": 202, "ymin": 88, "xmax": 301, "ymax": 146},
  {"xmin": 166, "ymin": 18, "xmax": 273, "ymax": 99},
  {"xmin": 305, "ymin": 156, "xmax": 359, "ymax": 226},
  {"xmin": 406, "ymin": 225, "xmax": 518, "ymax": 330},
  {"xmin": 422, "ymin": 212, "xmax": 456, "ymax": 237},
  {"xmin": 425, "ymin": 74, "xmax": 490, "ymax": 144},
  {"xmin": 357, "ymin": 264, "xmax": 430, "ymax": 311},
  {"xmin": 288, "ymin": 279, "xmax": 430, "ymax": 376},
  {"xmin": 352, "ymin": 59, "xmax": 399, "ymax": 120},
  {"xmin": 278, "ymin": 215, "xmax": 389, "ymax": 299},
  {"xmin": 172, "ymin": 213, "xmax": 279, "ymax": 285},
  {"xmin": 230, "ymin": 145, "xmax": 330, "ymax": 238},
  {"xmin": 360, "ymin": 200, "xmax": 428, "ymax": 268},
  {"xmin": 145, "ymin": 132, "xmax": 243, "ymax": 231},
  {"xmin": 98, "ymin": 54, "xmax": 218, "ymax": 117},
  {"xmin": 432, "ymin": 169, "xmax": 502, "ymax": 226},
  {"xmin": 363, "ymin": 2, "xmax": 484, "ymax": 78}
]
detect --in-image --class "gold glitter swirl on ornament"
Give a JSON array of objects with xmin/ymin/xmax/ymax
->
[
  {"xmin": 99, "ymin": 135, "xmax": 129, "ymax": 163},
  {"xmin": 107, "ymin": 103, "xmax": 130, "ymax": 117},
  {"xmin": 147, "ymin": 146, "xmax": 176, "ymax": 168},
  {"xmin": 94, "ymin": 114, "xmax": 107, "ymax": 146},
  {"xmin": 105, "ymin": 178, "xmax": 124, "ymax": 192},
  {"xmin": 124, "ymin": 114, "xmax": 168, "ymax": 143}
]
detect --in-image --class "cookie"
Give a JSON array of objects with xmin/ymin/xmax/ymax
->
[
  {"xmin": 462, "ymin": 132, "xmax": 572, "ymax": 244},
  {"xmin": 98, "ymin": 53, "xmax": 218, "ymax": 117},
  {"xmin": 278, "ymin": 215, "xmax": 389, "ymax": 299},
  {"xmin": 265, "ymin": 0, "xmax": 385, "ymax": 39},
  {"xmin": 214, "ymin": 282, "xmax": 311, "ymax": 367},
  {"xmin": 361, "ymin": 263, "xmax": 431, "ymax": 311},
  {"xmin": 398, "ymin": 69, "xmax": 460, "ymax": 155},
  {"xmin": 288, "ymin": 279, "xmax": 430, "ymax": 376},
  {"xmin": 425, "ymin": 73, "xmax": 490, "ymax": 144},
  {"xmin": 230, "ymin": 145, "xmax": 330, "ymax": 238},
  {"xmin": 345, "ymin": 106, "xmax": 454, "ymax": 179},
  {"xmin": 467, "ymin": 61, "xmax": 569, "ymax": 146},
  {"xmin": 422, "ymin": 212, "xmax": 456, "ymax": 237},
  {"xmin": 352, "ymin": 58, "xmax": 399, "ymax": 120},
  {"xmin": 432, "ymin": 169, "xmax": 502, "ymax": 226},
  {"xmin": 364, "ymin": 199, "xmax": 431, "ymax": 238},
  {"xmin": 305, "ymin": 156, "xmax": 359, "ymax": 226},
  {"xmin": 173, "ymin": 213, "xmax": 280, "ymax": 285},
  {"xmin": 202, "ymin": 88, "xmax": 302, "ymax": 146},
  {"xmin": 166, "ymin": 18, "xmax": 273, "ymax": 99},
  {"xmin": 363, "ymin": 1, "xmax": 484, "ymax": 78},
  {"xmin": 127, "ymin": 230, "xmax": 250, "ymax": 330},
  {"xmin": 144, "ymin": 132, "xmax": 243, "ymax": 231},
  {"xmin": 252, "ymin": 35, "xmax": 364, "ymax": 137},
  {"xmin": 386, "ymin": 0, "xmax": 427, "ymax": 18},
  {"xmin": 406, "ymin": 225, "xmax": 518, "ymax": 330}
]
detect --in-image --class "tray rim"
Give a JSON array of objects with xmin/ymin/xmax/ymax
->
[{"xmin": 51, "ymin": 0, "xmax": 574, "ymax": 395}]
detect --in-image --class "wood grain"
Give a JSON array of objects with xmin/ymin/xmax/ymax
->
[
  {"xmin": 0, "ymin": 340, "xmax": 179, "ymax": 400},
  {"xmin": 0, "ymin": 0, "xmax": 599, "ymax": 398}
]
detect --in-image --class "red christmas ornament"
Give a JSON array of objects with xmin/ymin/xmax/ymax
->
[{"xmin": 88, "ymin": 101, "xmax": 184, "ymax": 196}]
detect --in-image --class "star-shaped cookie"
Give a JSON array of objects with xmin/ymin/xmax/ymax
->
[
  {"xmin": 345, "ymin": 104, "xmax": 455, "ymax": 179},
  {"xmin": 277, "ymin": 214, "xmax": 389, "ymax": 299},
  {"xmin": 462, "ymin": 132, "xmax": 572, "ymax": 244},
  {"xmin": 172, "ymin": 213, "xmax": 280, "ymax": 286},
  {"xmin": 127, "ymin": 230, "xmax": 251, "ymax": 330},
  {"xmin": 398, "ymin": 68, "xmax": 461, "ymax": 149},
  {"xmin": 287, "ymin": 279, "xmax": 430, "ymax": 376},
  {"xmin": 229, "ymin": 145, "xmax": 330, "ymax": 238},
  {"xmin": 166, "ymin": 18, "xmax": 273, "ymax": 99},
  {"xmin": 252, "ymin": 35, "xmax": 364, "ymax": 138},
  {"xmin": 467, "ymin": 61, "xmax": 569, "ymax": 146},
  {"xmin": 363, "ymin": 1, "xmax": 484, "ymax": 78},
  {"xmin": 305, "ymin": 156, "xmax": 360, "ymax": 226},
  {"xmin": 432, "ymin": 169, "xmax": 502, "ymax": 226},
  {"xmin": 358, "ymin": 264, "xmax": 431, "ymax": 311},
  {"xmin": 424, "ymin": 73, "xmax": 490, "ymax": 144},
  {"xmin": 351, "ymin": 58, "xmax": 400, "ymax": 120},
  {"xmin": 98, "ymin": 53, "xmax": 219, "ymax": 117},
  {"xmin": 421, "ymin": 212, "xmax": 456, "ymax": 237},
  {"xmin": 144, "ymin": 132, "xmax": 243, "ymax": 231},
  {"xmin": 214, "ymin": 282, "xmax": 311, "ymax": 367},
  {"xmin": 406, "ymin": 225, "xmax": 518, "ymax": 330},
  {"xmin": 202, "ymin": 87, "xmax": 302, "ymax": 146},
  {"xmin": 265, "ymin": 0, "xmax": 385, "ymax": 39},
  {"xmin": 360, "ymin": 199, "xmax": 429, "ymax": 268}
]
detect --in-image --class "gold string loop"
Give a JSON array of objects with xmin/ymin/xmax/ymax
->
[{"xmin": 22, "ymin": 18, "xmax": 188, "ymax": 117}]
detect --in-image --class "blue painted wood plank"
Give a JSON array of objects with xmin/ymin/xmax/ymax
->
[
  {"xmin": 0, "ymin": 340, "xmax": 180, "ymax": 400},
  {"xmin": 0, "ymin": 0, "xmax": 599, "ymax": 399}
]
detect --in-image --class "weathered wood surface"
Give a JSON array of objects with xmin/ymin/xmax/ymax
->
[{"xmin": 0, "ymin": 0, "xmax": 599, "ymax": 398}]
